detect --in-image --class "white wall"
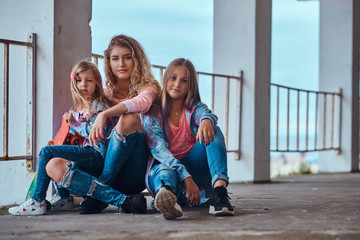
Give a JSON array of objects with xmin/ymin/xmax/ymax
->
[
  {"xmin": 0, "ymin": 0, "xmax": 92, "ymax": 206},
  {"xmin": 318, "ymin": 0, "xmax": 359, "ymax": 172}
]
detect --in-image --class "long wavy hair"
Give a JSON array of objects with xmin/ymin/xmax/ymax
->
[
  {"xmin": 70, "ymin": 60, "xmax": 113, "ymax": 114},
  {"xmin": 104, "ymin": 34, "xmax": 160, "ymax": 97},
  {"xmin": 161, "ymin": 58, "xmax": 201, "ymax": 140}
]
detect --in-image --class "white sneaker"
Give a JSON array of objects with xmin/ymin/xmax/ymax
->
[
  {"xmin": 8, "ymin": 198, "xmax": 47, "ymax": 216},
  {"xmin": 49, "ymin": 195, "xmax": 75, "ymax": 211},
  {"xmin": 154, "ymin": 186, "xmax": 183, "ymax": 220}
]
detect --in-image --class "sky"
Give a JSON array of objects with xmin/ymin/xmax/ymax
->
[
  {"xmin": 91, "ymin": 0, "xmax": 213, "ymax": 73},
  {"xmin": 90, "ymin": 0, "xmax": 320, "ymax": 156},
  {"xmin": 91, "ymin": 0, "xmax": 319, "ymax": 91}
]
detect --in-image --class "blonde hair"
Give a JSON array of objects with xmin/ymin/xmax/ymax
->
[
  {"xmin": 161, "ymin": 58, "xmax": 201, "ymax": 140},
  {"xmin": 70, "ymin": 60, "xmax": 113, "ymax": 113},
  {"xmin": 104, "ymin": 34, "xmax": 160, "ymax": 97}
]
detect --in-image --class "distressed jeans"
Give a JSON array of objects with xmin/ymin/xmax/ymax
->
[
  {"xmin": 99, "ymin": 130, "xmax": 149, "ymax": 194},
  {"xmin": 33, "ymin": 145, "xmax": 104, "ymax": 203},
  {"xmin": 147, "ymin": 126, "xmax": 229, "ymax": 196},
  {"xmin": 57, "ymin": 130, "xmax": 150, "ymax": 206}
]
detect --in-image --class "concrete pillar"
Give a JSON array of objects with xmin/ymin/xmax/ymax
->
[
  {"xmin": 213, "ymin": 0, "xmax": 272, "ymax": 182},
  {"xmin": 0, "ymin": 0, "xmax": 92, "ymax": 205},
  {"xmin": 53, "ymin": 0, "xmax": 92, "ymax": 134},
  {"xmin": 318, "ymin": 0, "xmax": 359, "ymax": 172}
]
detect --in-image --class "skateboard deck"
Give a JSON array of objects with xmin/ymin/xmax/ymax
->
[{"xmin": 26, "ymin": 117, "xmax": 84, "ymax": 200}]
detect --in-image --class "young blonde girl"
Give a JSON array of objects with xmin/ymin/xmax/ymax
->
[
  {"xmin": 9, "ymin": 60, "xmax": 118, "ymax": 215},
  {"xmin": 143, "ymin": 58, "xmax": 234, "ymax": 220},
  {"xmin": 67, "ymin": 35, "xmax": 160, "ymax": 214}
]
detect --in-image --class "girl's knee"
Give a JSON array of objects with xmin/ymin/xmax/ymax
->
[
  {"xmin": 115, "ymin": 113, "xmax": 143, "ymax": 135},
  {"xmin": 39, "ymin": 145, "xmax": 52, "ymax": 158},
  {"xmin": 45, "ymin": 158, "xmax": 70, "ymax": 183}
]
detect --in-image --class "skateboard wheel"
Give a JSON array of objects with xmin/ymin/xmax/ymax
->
[{"xmin": 71, "ymin": 137, "xmax": 82, "ymax": 146}]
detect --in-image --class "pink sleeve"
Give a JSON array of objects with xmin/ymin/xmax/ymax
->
[{"xmin": 122, "ymin": 87, "xmax": 158, "ymax": 113}]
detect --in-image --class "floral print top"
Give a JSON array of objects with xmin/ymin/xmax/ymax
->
[{"xmin": 69, "ymin": 100, "xmax": 114, "ymax": 158}]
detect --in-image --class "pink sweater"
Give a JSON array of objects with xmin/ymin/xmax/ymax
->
[{"xmin": 105, "ymin": 86, "xmax": 158, "ymax": 114}]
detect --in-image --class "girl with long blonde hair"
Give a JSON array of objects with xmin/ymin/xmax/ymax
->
[{"xmin": 144, "ymin": 58, "xmax": 234, "ymax": 220}]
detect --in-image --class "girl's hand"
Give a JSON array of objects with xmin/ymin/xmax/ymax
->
[
  {"xmin": 184, "ymin": 177, "xmax": 200, "ymax": 205},
  {"xmin": 89, "ymin": 112, "xmax": 106, "ymax": 147},
  {"xmin": 196, "ymin": 119, "xmax": 214, "ymax": 146},
  {"xmin": 63, "ymin": 112, "xmax": 74, "ymax": 124}
]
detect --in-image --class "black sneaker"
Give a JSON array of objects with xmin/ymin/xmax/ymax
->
[
  {"xmin": 154, "ymin": 181, "xmax": 183, "ymax": 220},
  {"xmin": 209, "ymin": 186, "xmax": 234, "ymax": 216},
  {"xmin": 78, "ymin": 197, "xmax": 108, "ymax": 214},
  {"xmin": 121, "ymin": 193, "xmax": 147, "ymax": 214}
]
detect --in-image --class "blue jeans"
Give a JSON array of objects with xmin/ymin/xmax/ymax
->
[
  {"xmin": 147, "ymin": 126, "xmax": 229, "ymax": 196},
  {"xmin": 59, "ymin": 162, "xmax": 127, "ymax": 206},
  {"xmin": 99, "ymin": 130, "xmax": 149, "ymax": 194},
  {"xmin": 57, "ymin": 130, "xmax": 149, "ymax": 206},
  {"xmin": 33, "ymin": 145, "xmax": 104, "ymax": 202}
]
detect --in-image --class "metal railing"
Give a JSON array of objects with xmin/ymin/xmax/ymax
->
[
  {"xmin": 92, "ymin": 54, "xmax": 243, "ymax": 159},
  {"xmin": 0, "ymin": 34, "xmax": 37, "ymax": 171},
  {"xmin": 270, "ymin": 83, "xmax": 341, "ymax": 153}
]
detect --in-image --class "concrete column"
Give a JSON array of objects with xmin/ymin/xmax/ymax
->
[
  {"xmin": 0, "ymin": 0, "xmax": 92, "ymax": 205},
  {"xmin": 213, "ymin": 0, "xmax": 271, "ymax": 182},
  {"xmin": 53, "ymin": 0, "xmax": 92, "ymax": 135},
  {"xmin": 318, "ymin": 0, "xmax": 359, "ymax": 172}
]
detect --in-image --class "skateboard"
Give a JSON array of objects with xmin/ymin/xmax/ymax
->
[
  {"xmin": 47, "ymin": 117, "xmax": 84, "ymax": 146},
  {"xmin": 25, "ymin": 117, "xmax": 84, "ymax": 200}
]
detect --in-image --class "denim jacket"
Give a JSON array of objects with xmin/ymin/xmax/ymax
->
[
  {"xmin": 69, "ymin": 100, "xmax": 114, "ymax": 158},
  {"xmin": 142, "ymin": 100, "xmax": 218, "ymax": 193}
]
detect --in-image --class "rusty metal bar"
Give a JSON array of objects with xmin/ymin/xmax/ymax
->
[
  {"xmin": 323, "ymin": 93, "xmax": 327, "ymax": 150},
  {"xmin": 286, "ymin": 88, "xmax": 290, "ymax": 151},
  {"xmin": 314, "ymin": 93, "xmax": 318, "ymax": 150},
  {"xmin": 269, "ymin": 83, "xmax": 340, "ymax": 153},
  {"xmin": 236, "ymin": 71, "xmax": 243, "ymax": 159},
  {"xmin": 159, "ymin": 67, "xmax": 164, "ymax": 86},
  {"xmin": 330, "ymin": 93, "xmax": 335, "ymax": 149},
  {"xmin": 305, "ymin": 91, "xmax": 309, "ymax": 152},
  {"xmin": 225, "ymin": 77, "xmax": 230, "ymax": 148},
  {"xmin": 271, "ymin": 83, "xmax": 341, "ymax": 96},
  {"xmin": 29, "ymin": 33, "xmax": 37, "ymax": 171},
  {"xmin": 3, "ymin": 43, "xmax": 9, "ymax": 159},
  {"xmin": 296, "ymin": 90, "xmax": 300, "ymax": 151},
  {"xmin": 276, "ymin": 86, "xmax": 279, "ymax": 151},
  {"xmin": 0, "ymin": 34, "xmax": 36, "ymax": 169},
  {"xmin": 93, "ymin": 56, "xmax": 98, "ymax": 66},
  {"xmin": 211, "ymin": 75, "xmax": 215, "ymax": 112},
  {"xmin": 0, "ymin": 38, "xmax": 32, "ymax": 47}
]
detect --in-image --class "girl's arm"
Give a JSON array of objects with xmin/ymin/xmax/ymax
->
[
  {"xmin": 193, "ymin": 102, "xmax": 218, "ymax": 145},
  {"xmin": 143, "ymin": 111, "xmax": 192, "ymax": 182},
  {"xmin": 192, "ymin": 101, "xmax": 218, "ymax": 126},
  {"xmin": 89, "ymin": 86, "xmax": 158, "ymax": 145},
  {"xmin": 69, "ymin": 102, "xmax": 110, "ymax": 139},
  {"xmin": 121, "ymin": 86, "xmax": 158, "ymax": 113}
]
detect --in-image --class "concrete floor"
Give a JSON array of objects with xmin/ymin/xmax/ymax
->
[{"xmin": 0, "ymin": 173, "xmax": 359, "ymax": 240}]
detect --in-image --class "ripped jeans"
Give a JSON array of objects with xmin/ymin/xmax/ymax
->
[
  {"xmin": 33, "ymin": 145, "xmax": 104, "ymax": 203},
  {"xmin": 99, "ymin": 130, "xmax": 149, "ymax": 194},
  {"xmin": 59, "ymin": 162, "xmax": 127, "ymax": 206},
  {"xmin": 57, "ymin": 130, "xmax": 150, "ymax": 207}
]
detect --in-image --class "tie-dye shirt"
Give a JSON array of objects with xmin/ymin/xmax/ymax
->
[{"xmin": 69, "ymin": 100, "xmax": 114, "ymax": 158}]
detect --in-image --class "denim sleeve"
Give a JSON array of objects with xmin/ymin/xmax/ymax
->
[
  {"xmin": 192, "ymin": 102, "xmax": 218, "ymax": 127},
  {"xmin": 143, "ymin": 114, "xmax": 191, "ymax": 181}
]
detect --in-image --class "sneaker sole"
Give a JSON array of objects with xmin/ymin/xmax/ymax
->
[
  {"xmin": 209, "ymin": 205, "xmax": 234, "ymax": 216},
  {"xmin": 154, "ymin": 188, "xmax": 183, "ymax": 220}
]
